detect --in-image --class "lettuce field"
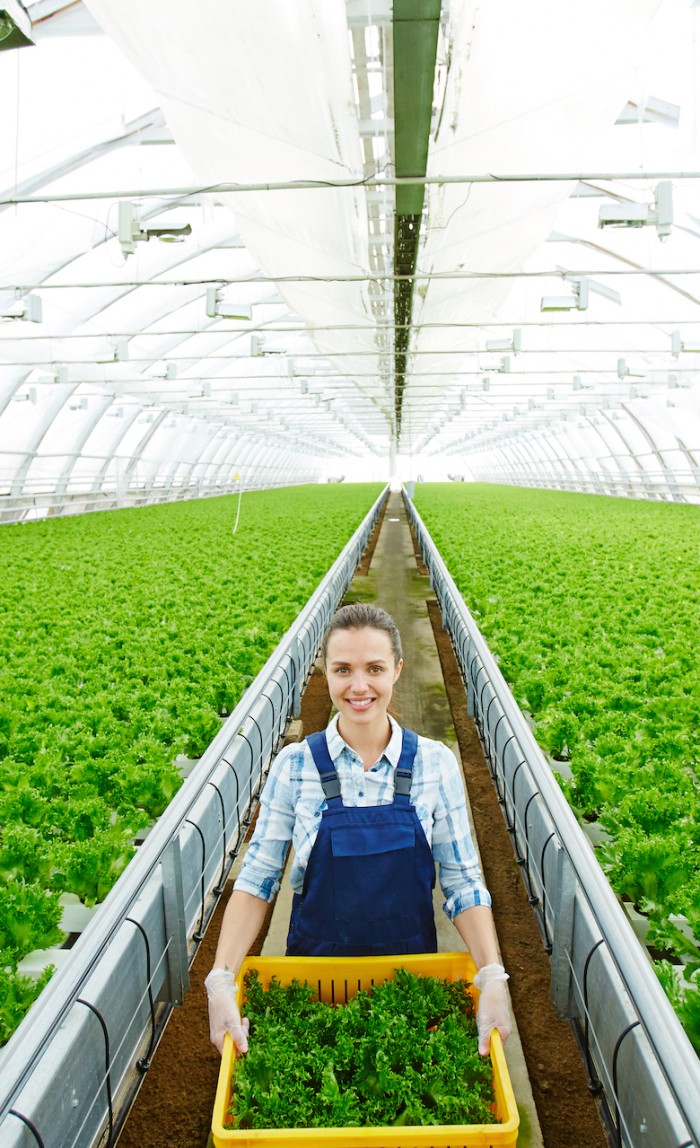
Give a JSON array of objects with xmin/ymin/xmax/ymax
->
[
  {"xmin": 0, "ymin": 483, "xmax": 382, "ymax": 1044},
  {"xmin": 414, "ymin": 483, "xmax": 699, "ymax": 1050}
]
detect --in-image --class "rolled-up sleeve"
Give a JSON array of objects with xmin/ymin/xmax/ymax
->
[
  {"xmin": 429, "ymin": 745, "xmax": 492, "ymax": 919},
  {"xmin": 233, "ymin": 745, "xmax": 296, "ymax": 902}
]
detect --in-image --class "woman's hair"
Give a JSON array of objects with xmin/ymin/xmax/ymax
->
[{"xmin": 320, "ymin": 603, "xmax": 402, "ymax": 665}]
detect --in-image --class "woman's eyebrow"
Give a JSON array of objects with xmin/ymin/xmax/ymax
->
[{"xmin": 329, "ymin": 658, "xmax": 389, "ymax": 667}]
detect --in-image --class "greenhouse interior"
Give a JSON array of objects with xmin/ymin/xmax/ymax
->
[{"xmin": 0, "ymin": 3, "xmax": 698, "ymax": 1148}]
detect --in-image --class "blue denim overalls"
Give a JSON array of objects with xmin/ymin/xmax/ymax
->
[{"xmin": 286, "ymin": 727, "xmax": 438, "ymax": 956}]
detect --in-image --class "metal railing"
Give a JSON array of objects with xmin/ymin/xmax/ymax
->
[
  {"xmin": 0, "ymin": 487, "xmax": 387, "ymax": 1148},
  {"xmin": 404, "ymin": 491, "xmax": 699, "ymax": 1148}
]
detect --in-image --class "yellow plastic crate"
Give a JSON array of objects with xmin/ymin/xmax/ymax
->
[{"xmin": 211, "ymin": 952, "xmax": 519, "ymax": 1148}]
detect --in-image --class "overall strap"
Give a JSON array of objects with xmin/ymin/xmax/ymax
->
[
  {"xmin": 394, "ymin": 728, "xmax": 419, "ymax": 799},
  {"xmin": 306, "ymin": 731, "xmax": 342, "ymax": 801},
  {"xmin": 307, "ymin": 727, "xmax": 419, "ymax": 802}
]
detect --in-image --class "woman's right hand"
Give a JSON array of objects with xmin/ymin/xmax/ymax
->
[{"xmin": 204, "ymin": 968, "xmax": 250, "ymax": 1055}]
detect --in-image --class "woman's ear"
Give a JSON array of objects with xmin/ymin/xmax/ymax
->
[{"xmin": 393, "ymin": 658, "xmax": 404, "ymax": 683}]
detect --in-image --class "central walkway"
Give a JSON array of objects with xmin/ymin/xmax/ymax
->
[{"xmin": 259, "ymin": 489, "xmax": 543, "ymax": 1147}]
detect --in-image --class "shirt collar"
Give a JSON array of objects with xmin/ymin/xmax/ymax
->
[{"xmin": 326, "ymin": 712, "xmax": 403, "ymax": 767}]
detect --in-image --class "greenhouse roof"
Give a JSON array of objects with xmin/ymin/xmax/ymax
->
[{"xmin": 1, "ymin": 0, "xmax": 700, "ymax": 517}]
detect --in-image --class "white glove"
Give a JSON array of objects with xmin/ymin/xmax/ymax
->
[
  {"xmin": 204, "ymin": 968, "xmax": 250, "ymax": 1056},
  {"xmin": 473, "ymin": 962, "xmax": 511, "ymax": 1056}
]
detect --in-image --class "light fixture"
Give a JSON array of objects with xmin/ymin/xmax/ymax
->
[
  {"xmin": 670, "ymin": 330, "xmax": 700, "ymax": 356},
  {"xmin": 617, "ymin": 358, "xmax": 647, "ymax": 380},
  {"xmin": 118, "ymin": 202, "xmax": 192, "ymax": 258},
  {"xmin": 556, "ymin": 268, "xmax": 622, "ymax": 306},
  {"xmin": 541, "ymin": 278, "xmax": 589, "ymax": 312},
  {"xmin": 0, "ymin": 2, "xmax": 34, "ymax": 50},
  {"xmin": 598, "ymin": 181, "xmax": 673, "ymax": 240},
  {"xmin": 1, "ymin": 292, "xmax": 42, "ymax": 323},
  {"xmin": 98, "ymin": 338, "xmax": 129, "ymax": 364},
  {"xmin": 146, "ymin": 361, "xmax": 178, "ymax": 381},
  {"xmin": 205, "ymin": 287, "xmax": 253, "ymax": 321},
  {"xmin": 12, "ymin": 386, "xmax": 36, "ymax": 403},
  {"xmin": 497, "ymin": 356, "xmax": 511, "ymax": 374},
  {"xmin": 485, "ymin": 329, "xmax": 521, "ymax": 354}
]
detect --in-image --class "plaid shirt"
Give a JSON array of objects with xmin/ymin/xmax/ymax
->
[{"xmin": 234, "ymin": 714, "xmax": 491, "ymax": 920}]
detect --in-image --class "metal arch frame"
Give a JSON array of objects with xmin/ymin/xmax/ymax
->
[
  {"xmin": 1, "ymin": 122, "xmax": 327, "ymax": 513},
  {"xmin": 590, "ymin": 415, "xmax": 642, "ymax": 499},
  {"xmin": 537, "ymin": 417, "xmax": 628, "ymax": 498},
  {"xmin": 253, "ymin": 441, "xmax": 304, "ymax": 486},
  {"xmin": 643, "ymin": 418, "xmax": 700, "ymax": 500},
  {"xmin": 404, "ymin": 493, "xmax": 700, "ymax": 1148},
  {"xmin": 482, "ymin": 420, "xmax": 615, "ymax": 497},
  {"xmin": 512, "ymin": 438, "xmax": 542, "ymax": 485},
  {"xmin": 523, "ymin": 430, "xmax": 559, "ymax": 486},
  {"xmin": 160, "ymin": 440, "xmax": 195, "ymax": 491},
  {"xmin": 235, "ymin": 436, "xmax": 268, "ymax": 476},
  {"xmin": 192, "ymin": 427, "xmax": 242, "ymax": 483},
  {"xmin": 666, "ymin": 436, "xmax": 700, "ymax": 494},
  {"xmin": 598, "ymin": 411, "xmax": 646, "ymax": 479},
  {"xmin": 9, "ymin": 383, "xmax": 80, "ymax": 497},
  {"xmin": 674, "ymin": 434, "xmax": 700, "ymax": 494},
  {"xmin": 524, "ymin": 426, "xmax": 577, "ymax": 489},
  {"xmin": 123, "ymin": 410, "xmax": 169, "ymax": 488},
  {"xmin": 619, "ymin": 403, "xmax": 679, "ymax": 502},
  {"xmin": 555, "ymin": 422, "xmax": 603, "ymax": 493},
  {"xmin": 0, "ymin": 108, "xmax": 171, "ymax": 222},
  {"xmin": 51, "ymin": 395, "xmax": 116, "ymax": 503},
  {"xmin": 520, "ymin": 430, "xmax": 563, "ymax": 488},
  {"xmin": 177, "ymin": 427, "xmax": 243, "ymax": 490},
  {"xmin": 0, "ymin": 372, "xmax": 36, "ymax": 420},
  {"xmin": 543, "ymin": 423, "xmax": 593, "ymax": 489},
  {"xmin": 572, "ymin": 421, "xmax": 608, "ymax": 495},
  {"xmin": 497, "ymin": 437, "xmax": 525, "ymax": 482},
  {"xmin": 87, "ymin": 406, "xmax": 148, "ymax": 498},
  {"xmin": 582, "ymin": 416, "xmax": 631, "ymax": 497}
]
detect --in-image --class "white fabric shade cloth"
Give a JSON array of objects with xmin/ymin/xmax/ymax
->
[{"xmin": 0, "ymin": 0, "xmax": 699, "ymax": 516}]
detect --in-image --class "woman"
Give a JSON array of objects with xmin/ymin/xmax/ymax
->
[{"xmin": 205, "ymin": 603, "xmax": 511, "ymax": 1057}]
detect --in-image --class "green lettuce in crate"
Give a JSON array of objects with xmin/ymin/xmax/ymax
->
[{"xmin": 228, "ymin": 968, "xmax": 496, "ymax": 1130}]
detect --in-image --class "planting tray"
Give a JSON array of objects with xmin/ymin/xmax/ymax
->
[{"xmin": 211, "ymin": 951, "xmax": 519, "ymax": 1148}]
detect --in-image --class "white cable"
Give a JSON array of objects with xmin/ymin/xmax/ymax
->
[{"xmin": 232, "ymin": 474, "xmax": 244, "ymax": 535}]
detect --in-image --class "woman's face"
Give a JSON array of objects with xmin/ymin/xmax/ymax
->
[{"xmin": 325, "ymin": 625, "xmax": 402, "ymax": 736}]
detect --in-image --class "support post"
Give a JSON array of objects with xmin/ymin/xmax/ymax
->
[
  {"xmin": 160, "ymin": 837, "xmax": 190, "ymax": 1005},
  {"xmin": 291, "ymin": 638, "xmax": 303, "ymax": 717},
  {"xmin": 550, "ymin": 842, "xmax": 577, "ymax": 1016}
]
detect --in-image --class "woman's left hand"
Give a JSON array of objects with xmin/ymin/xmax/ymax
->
[{"xmin": 473, "ymin": 962, "xmax": 511, "ymax": 1056}]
